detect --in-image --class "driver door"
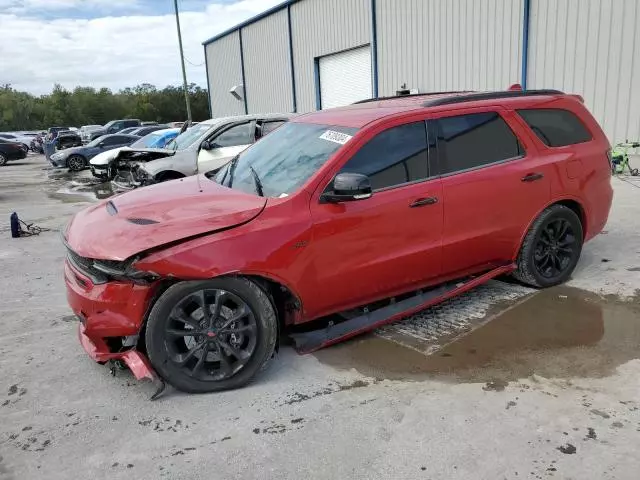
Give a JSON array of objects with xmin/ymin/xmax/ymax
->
[
  {"xmin": 197, "ymin": 121, "xmax": 255, "ymax": 173},
  {"xmin": 305, "ymin": 120, "xmax": 443, "ymax": 318}
]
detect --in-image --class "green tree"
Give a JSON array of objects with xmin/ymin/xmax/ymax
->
[{"xmin": 0, "ymin": 83, "xmax": 210, "ymax": 131}]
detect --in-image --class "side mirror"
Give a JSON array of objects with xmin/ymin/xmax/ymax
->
[
  {"xmin": 98, "ymin": 142, "xmax": 106, "ymax": 148},
  {"xmin": 321, "ymin": 173, "xmax": 373, "ymax": 203},
  {"xmin": 201, "ymin": 140, "xmax": 218, "ymax": 151}
]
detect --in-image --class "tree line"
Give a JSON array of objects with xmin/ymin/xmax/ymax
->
[{"xmin": 0, "ymin": 83, "xmax": 210, "ymax": 131}]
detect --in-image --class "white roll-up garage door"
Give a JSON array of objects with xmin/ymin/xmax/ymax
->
[{"xmin": 319, "ymin": 46, "xmax": 372, "ymax": 109}]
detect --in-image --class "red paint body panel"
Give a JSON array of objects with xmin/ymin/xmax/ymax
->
[
  {"xmin": 65, "ymin": 260, "xmax": 154, "ymax": 336},
  {"xmin": 66, "ymin": 174, "xmax": 266, "ymax": 261},
  {"xmin": 64, "ymin": 91, "xmax": 613, "ymax": 366}
]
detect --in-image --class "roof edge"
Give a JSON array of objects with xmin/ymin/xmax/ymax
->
[{"xmin": 202, "ymin": 0, "xmax": 298, "ymax": 46}]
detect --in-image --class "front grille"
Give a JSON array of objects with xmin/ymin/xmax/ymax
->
[{"xmin": 66, "ymin": 248, "xmax": 109, "ymax": 284}]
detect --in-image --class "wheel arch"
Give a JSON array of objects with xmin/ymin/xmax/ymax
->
[
  {"xmin": 155, "ymin": 170, "xmax": 185, "ymax": 182},
  {"xmin": 513, "ymin": 197, "xmax": 587, "ymax": 261},
  {"xmin": 242, "ymin": 274, "xmax": 304, "ymax": 328}
]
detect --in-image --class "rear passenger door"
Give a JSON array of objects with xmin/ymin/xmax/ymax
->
[{"xmin": 434, "ymin": 110, "xmax": 551, "ymax": 277}]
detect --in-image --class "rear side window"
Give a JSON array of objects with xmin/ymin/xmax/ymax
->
[
  {"xmin": 517, "ymin": 109, "xmax": 592, "ymax": 147},
  {"xmin": 435, "ymin": 112, "xmax": 523, "ymax": 174},
  {"xmin": 339, "ymin": 122, "xmax": 430, "ymax": 190}
]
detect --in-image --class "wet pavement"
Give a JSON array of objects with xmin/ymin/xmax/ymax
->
[
  {"xmin": 317, "ymin": 286, "xmax": 640, "ymax": 384},
  {"xmin": 45, "ymin": 168, "xmax": 115, "ymax": 202}
]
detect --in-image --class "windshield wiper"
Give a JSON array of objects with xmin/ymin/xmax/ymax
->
[
  {"xmin": 248, "ymin": 166, "xmax": 264, "ymax": 197},
  {"xmin": 227, "ymin": 155, "xmax": 240, "ymax": 187}
]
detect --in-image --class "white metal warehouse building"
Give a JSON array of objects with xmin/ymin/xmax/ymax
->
[{"xmin": 203, "ymin": 0, "xmax": 640, "ymax": 143}]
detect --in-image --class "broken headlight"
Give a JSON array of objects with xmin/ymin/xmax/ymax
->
[{"xmin": 92, "ymin": 258, "xmax": 159, "ymax": 284}]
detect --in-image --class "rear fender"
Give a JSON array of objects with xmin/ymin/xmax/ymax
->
[{"xmin": 511, "ymin": 196, "xmax": 587, "ymax": 261}]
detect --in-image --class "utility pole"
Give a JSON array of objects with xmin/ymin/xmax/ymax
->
[{"xmin": 174, "ymin": 0, "xmax": 192, "ymax": 123}]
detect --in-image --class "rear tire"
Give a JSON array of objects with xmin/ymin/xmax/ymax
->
[
  {"xmin": 145, "ymin": 277, "xmax": 277, "ymax": 393},
  {"xmin": 513, "ymin": 205, "xmax": 583, "ymax": 288},
  {"xmin": 0, "ymin": 153, "xmax": 7, "ymax": 166}
]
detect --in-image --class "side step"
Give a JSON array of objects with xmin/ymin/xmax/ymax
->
[{"xmin": 291, "ymin": 264, "xmax": 516, "ymax": 354}]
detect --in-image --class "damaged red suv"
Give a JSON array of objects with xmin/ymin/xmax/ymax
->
[{"xmin": 64, "ymin": 89, "xmax": 613, "ymax": 393}]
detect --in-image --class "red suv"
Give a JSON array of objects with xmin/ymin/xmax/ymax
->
[{"xmin": 64, "ymin": 89, "xmax": 613, "ymax": 394}]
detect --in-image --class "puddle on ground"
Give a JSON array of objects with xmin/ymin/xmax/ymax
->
[
  {"xmin": 46, "ymin": 170, "xmax": 115, "ymax": 202},
  {"xmin": 314, "ymin": 286, "xmax": 640, "ymax": 384}
]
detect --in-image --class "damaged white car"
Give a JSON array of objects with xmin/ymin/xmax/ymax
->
[{"xmin": 107, "ymin": 114, "xmax": 293, "ymax": 190}]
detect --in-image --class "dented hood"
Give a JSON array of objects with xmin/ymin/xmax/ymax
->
[{"xmin": 66, "ymin": 175, "xmax": 266, "ymax": 261}]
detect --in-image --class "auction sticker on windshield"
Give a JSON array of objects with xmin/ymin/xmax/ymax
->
[{"xmin": 319, "ymin": 130, "xmax": 353, "ymax": 145}]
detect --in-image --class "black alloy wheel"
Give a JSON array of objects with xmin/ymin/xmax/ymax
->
[
  {"xmin": 146, "ymin": 277, "xmax": 278, "ymax": 393},
  {"xmin": 164, "ymin": 289, "xmax": 258, "ymax": 381},
  {"xmin": 513, "ymin": 204, "xmax": 583, "ymax": 288},
  {"xmin": 533, "ymin": 218, "xmax": 577, "ymax": 279}
]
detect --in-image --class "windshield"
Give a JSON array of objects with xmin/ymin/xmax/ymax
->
[
  {"xmin": 86, "ymin": 135, "xmax": 107, "ymax": 147},
  {"xmin": 131, "ymin": 132, "xmax": 164, "ymax": 148},
  {"xmin": 209, "ymin": 122, "xmax": 358, "ymax": 197},
  {"xmin": 165, "ymin": 123, "xmax": 212, "ymax": 151}
]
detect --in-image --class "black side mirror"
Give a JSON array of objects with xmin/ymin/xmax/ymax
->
[
  {"xmin": 321, "ymin": 172, "xmax": 373, "ymax": 203},
  {"xmin": 202, "ymin": 140, "xmax": 218, "ymax": 151}
]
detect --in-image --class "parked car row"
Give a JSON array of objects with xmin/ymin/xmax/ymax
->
[
  {"xmin": 0, "ymin": 138, "xmax": 28, "ymax": 165},
  {"xmin": 105, "ymin": 114, "xmax": 291, "ymax": 189},
  {"xmin": 62, "ymin": 87, "xmax": 614, "ymax": 396}
]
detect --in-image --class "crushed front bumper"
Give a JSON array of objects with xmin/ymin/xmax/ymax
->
[
  {"xmin": 90, "ymin": 164, "xmax": 110, "ymax": 180},
  {"xmin": 65, "ymin": 258, "xmax": 163, "ymax": 392}
]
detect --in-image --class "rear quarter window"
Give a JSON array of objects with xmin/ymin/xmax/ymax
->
[{"xmin": 517, "ymin": 108, "xmax": 592, "ymax": 147}]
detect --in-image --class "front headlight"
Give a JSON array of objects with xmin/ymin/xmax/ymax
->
[
  {"xmin": 51, "ymin": 153, "xmax": 62, "ymax": 160},
  {"xmin": 92, "ymin": 258, "xmax": 159, "ymax": 284}
]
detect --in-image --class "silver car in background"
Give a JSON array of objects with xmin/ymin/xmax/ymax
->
[
  {"xmin": 110, "ymin": 113, "xmax": 293, "ymax": 189},
  {"xmin": 80, "ymin": 125, "xmax": 103, "ymax": 144}
]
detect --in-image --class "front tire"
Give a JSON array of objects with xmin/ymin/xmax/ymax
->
[
  {"xmin": 67, "ymin": 155, "xmax": 86, "ymax": 171},
  {"xmin": 0, "ymin": 153, "xmax": 7, "ymax": 166},
  {"xmin": 145, "ymin": 277, "xmax": 277, "ymax": 393},
  {"xmin": 513, "ymin": 205, "xmax": 583, "ymax": 288}
]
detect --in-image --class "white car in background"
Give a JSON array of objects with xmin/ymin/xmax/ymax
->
[
  {"xmin": 109, "ymin": 113, "xmax": 293, "ymax": 189},
  {"xmin": 89, "ymin": 128, "xmax": 180, "ymax": 180}
]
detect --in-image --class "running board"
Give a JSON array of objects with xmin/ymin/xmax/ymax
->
[{"xmin": 291, "ymin": 264, "xmax": 516, "ymax": 354}]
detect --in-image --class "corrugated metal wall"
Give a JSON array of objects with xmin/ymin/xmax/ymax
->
[
  {"xmin": 375, "ymin": 0, "xmax": 524, "ymax": 96},
  {"xmin": 528, "ymin": 0, "xmax": 640, "ymax": 143},
  {"xmin": 290, "ymin": 0, "xmax": 371, "ymax": 112},
  {"xmin": 242, "ymin": 9, "xmax": 293, "ymax": 113},
  {"xmin": 205, "ymin": 31, "xmax": 245, "ymax": 117}
]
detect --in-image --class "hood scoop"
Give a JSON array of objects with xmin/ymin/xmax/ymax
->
[{"xmin": 126, "ymin": 217, "xmax": 159, "ymax": 225}]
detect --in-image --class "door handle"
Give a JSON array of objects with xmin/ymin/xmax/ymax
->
[
  {"xmin": 521, "ymin": 172, "xmax": 544, "ymax": 182},
  {"xmin": 410, "ymin": 197, "xmax": 438, "ymax": 208}
]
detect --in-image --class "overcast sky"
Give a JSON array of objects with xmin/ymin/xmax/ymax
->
[{"xmin": 0, "ymin": 0, "xmax": 282, "ymax": 95}]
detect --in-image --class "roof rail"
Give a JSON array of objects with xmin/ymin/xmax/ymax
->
[
  {"xmin": 422, "ymin": 89, "xmax": 564, "ymax": 107},
  {"xmin": 353, "ymin": 91, "xmax": 472, "ymax": 105}
]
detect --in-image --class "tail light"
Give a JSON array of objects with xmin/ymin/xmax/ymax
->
[{"xmin": 606, "ymin": 149, "xmax": 613, "ymax": 171}]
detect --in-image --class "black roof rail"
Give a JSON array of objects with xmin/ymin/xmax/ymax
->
[
  {"xmin": 353, "ymin": 91, "xmax": 472, "ymax": 105},
  {"xmin": 422, "ymin": 89, "xmax": 564, "ymax": 107}
]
